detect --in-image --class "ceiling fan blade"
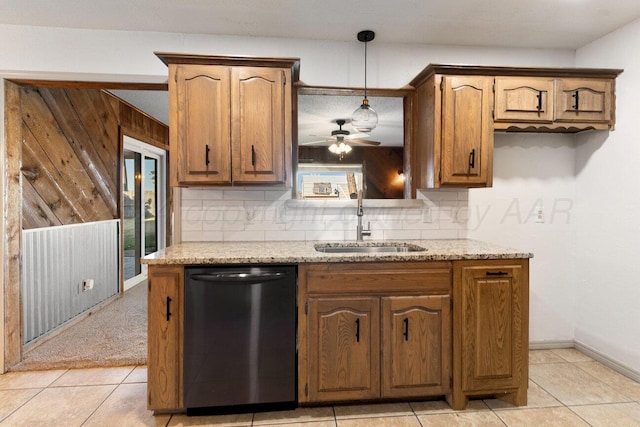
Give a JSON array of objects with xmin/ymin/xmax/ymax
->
[
  {"xmin": 350, "ymin": 139, "xmax": 381, "ymax": 146},
  {"xmin": 349, "ymin": 132, "xmax": 370, "ymax": 139},
  {"xmin": 299, "ymin": 139, "xmax": 330, "ymax": 146}
]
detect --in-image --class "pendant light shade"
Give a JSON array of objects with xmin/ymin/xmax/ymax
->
[
  {"xmin": 351, "ymin": 99, "xmax": 378, "ymax": 133},
  {"xmin": 351, "ymin": 30, "xmax": 378, "ymax": 133}
]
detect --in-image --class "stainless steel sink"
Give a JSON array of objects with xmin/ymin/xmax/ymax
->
[{"xmin": 314, "ymin": 243, "xmax": 427, "ymax": 254}]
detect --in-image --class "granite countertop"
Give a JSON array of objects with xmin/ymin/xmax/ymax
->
[{"xmin": 141, "ymin": 239, "xmax": 533, "ymax": 265}]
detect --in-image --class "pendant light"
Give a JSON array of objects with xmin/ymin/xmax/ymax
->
[{"xmin": 351, "ymin": 30, "xmax": 378, "ymax": 133}]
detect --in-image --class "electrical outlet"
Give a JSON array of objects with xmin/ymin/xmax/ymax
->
[
  {"xmin": 421, "ymin": 207, "xmax": 432, "ymax": 223},
  {"xmin": 245, "ymin": 208, "xmax": 254, "ymax": 222},
  {"xmin": 275, "ymin": 206, "xmax": 288, "ymax": 224},
  {"xmin": 82, "ymin": 279, "xmax": 94, "ymax": 292},
  {"xmin": 535, "ymin": 206, "xmax": 544, "ymax": 223}
]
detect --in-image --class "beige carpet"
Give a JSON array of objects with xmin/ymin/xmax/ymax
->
[{"xmin": 12, "ymin": 282, "xmax": 147, "ymax": 371}]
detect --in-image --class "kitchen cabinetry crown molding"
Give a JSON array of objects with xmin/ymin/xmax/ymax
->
[
  {"xmin": 409, "ymin": 64, "xmax": 623, "ymax": 87},
  {"xmin": 155, "ymin": 52, "xmax": 300, "ymax": 81}
]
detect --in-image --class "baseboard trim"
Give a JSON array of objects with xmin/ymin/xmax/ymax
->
[
  {"xmin": 529, "ymin": 339, "xmax": 640, "ymax": 383},
  {"xmin": 574, "ymin": 340, "xmax": 640, "ymax": 383},
  {"xmin": 529, "ymin": 340, "xmax": 574, "ymax": 350}
]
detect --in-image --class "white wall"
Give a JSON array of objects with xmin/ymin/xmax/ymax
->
[
  {"xmin": 0, "ymin": 24, "xmax": 575, "ymax": 86},
  {"xmin": 573, "ymin": 19, "xmax": 640, "ymax": 372},
  {"xmin": 467, "ymin": 133, "xmax": 578, "ymax": 343},
  {"xmin": 1, "ymin": 23, "xmax": 615, "ymax": 367}
]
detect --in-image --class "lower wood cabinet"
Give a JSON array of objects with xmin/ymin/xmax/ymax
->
[
  {"xmin": 147, "ymin": 265, "xmax": 184, "ymax": 411},
  {"xmin": 308, "ymin": 297, "xmax": 381, "ymax": 402},
  {"xmin": 299, "ymin": 262, "xmax": 452, "ymax": 404},
  {"xmin": 449, "ymin": 259, "xmax": 529, "ymax": 410},
  {"xmin": 146, "ymin": 258, "xmax": 530, "ymax": 412},
  {"xmin": 382, "ymin": 295, "xmax": 451, "ymax": 399}
]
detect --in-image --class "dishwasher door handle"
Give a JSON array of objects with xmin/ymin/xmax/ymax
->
[{"xmin": 189, "ymin": 272, "xmax": 287, "ymax": 283}]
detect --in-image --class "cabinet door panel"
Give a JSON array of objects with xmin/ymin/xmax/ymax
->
[
  {"xmin": 441, "ymin": 76, "xmax": 493, "ymax": 186},
  {"xmin": 555, "ymin": 78, "xmax": 612, "ymax": 123},
  {"xmin": 473, "ymin": 277, "xmax": 513, "ymax": 378},
  {"xmin": 308, "ymin": 297, "xmax": 380, "ymax": 402},
  {"xmin": 175, "ymin": 65, "xmax": 231, "ymax": 184},
  {"xmin": 457, "ymin": 263, "xmax": 526, "ymax": 393},
  {"xmin": 494, "ymin": 77, "xmax": 554, "ymax": 122},
  {"xmin": 147, "ymin": 265, "xmax": 183, "ymax": 410},
  {"xmin": 232, "ymin": 67, "xmax": 287, "ymax": 184},
  {"xmin": 382, "ymin": 295, "xmax": 451, "ymax": 398}
]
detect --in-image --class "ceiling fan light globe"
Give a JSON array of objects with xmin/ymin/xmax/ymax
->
[
  {"xmin": 328, "ymin": 143, "xmax": 339, "ymax": 153},
  {"xmin": 351, "ymin": 103, "xmax": 378, "ymax": 133}
]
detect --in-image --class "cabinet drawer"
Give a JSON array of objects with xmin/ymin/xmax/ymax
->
[{"xmin": 303, "ymin": 262, "xmax": 451, "ymax": 295}]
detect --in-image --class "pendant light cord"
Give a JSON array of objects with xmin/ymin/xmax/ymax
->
[{"xmin": 364, "ymin": 39, "xmax": 368, "ymax": 101}]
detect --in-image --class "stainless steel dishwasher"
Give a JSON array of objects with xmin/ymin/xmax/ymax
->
[{"xmin": 184, "ymin": 265, "xmax": 297, "ymax": 413}]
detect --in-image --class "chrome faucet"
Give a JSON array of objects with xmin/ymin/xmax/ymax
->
[{"xmin": 356, "ymin": 190, "xmax": 371, "ymax": 241}]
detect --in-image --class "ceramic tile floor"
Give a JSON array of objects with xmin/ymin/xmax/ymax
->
[{"xmin": 0, "ymin": 349, "xmax": 639, "ymax": 426}]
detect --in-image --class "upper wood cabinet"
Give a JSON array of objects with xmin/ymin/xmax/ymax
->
[
  {"xmin": 494, "ymin": 77, "xmax": 555, "ymax": 123},
  {"xmin": 411, "ymin": 70, "xmax": 494, "ymax": 190},
  {"xmin": 173, "ymin": 64, "xmax": 232, "ymax": 184},
  {"xmin": 410, "ymin": 64, "xmax": 622, "ymax": 193},
  {"xmin": 494, "ymin": 75, "xmax": 618, "ymax": 130},
  {"xmin": 156, "ymin": 53, "xmax": 299, "ymax": 187},
  {"xmin": 441, "ymin": 76, "xmax": 494, "ymax": 187},
  {"xmin": 554, "ymin": 78, "xmax": 612, "ymax": 124}
]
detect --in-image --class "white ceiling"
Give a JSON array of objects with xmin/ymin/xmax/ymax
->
[
  {"xmin": 9, "ymin": 0, "xmax": 639, "ymax": 144},
  {"xmin": 298, "ymin": 95, "xmax": 405, "ymax": 147},
  {"xmin": 2, "ymin": 0, "xmax": 640, "ymax": 49}
]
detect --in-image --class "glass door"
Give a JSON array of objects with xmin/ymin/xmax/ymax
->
[{"xmin": 123, "ymin": 136, "xmax": 166, "ymax": 289}]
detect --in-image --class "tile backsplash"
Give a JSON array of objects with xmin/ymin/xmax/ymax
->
[{"xmin": 179, "ymin": 187, "xmax": 470, "ymax": 242}]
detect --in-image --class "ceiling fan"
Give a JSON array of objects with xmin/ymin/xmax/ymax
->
[{"xmin": 300, "ymin": 119, "xmax": 381, "ymax": 148}]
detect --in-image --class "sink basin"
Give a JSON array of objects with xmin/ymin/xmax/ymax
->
[{"xmin": 314, "ymin": 243, "xmax": 427, "ymax": 254}]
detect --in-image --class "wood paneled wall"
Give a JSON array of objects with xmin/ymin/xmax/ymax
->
[
  {"xmin": 19, "ymin": 86, "xmax": 168, "ymax": 229},
  {"xmin": 3, "ymin": 81, "xmax": 168, "ymax": 370}
]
